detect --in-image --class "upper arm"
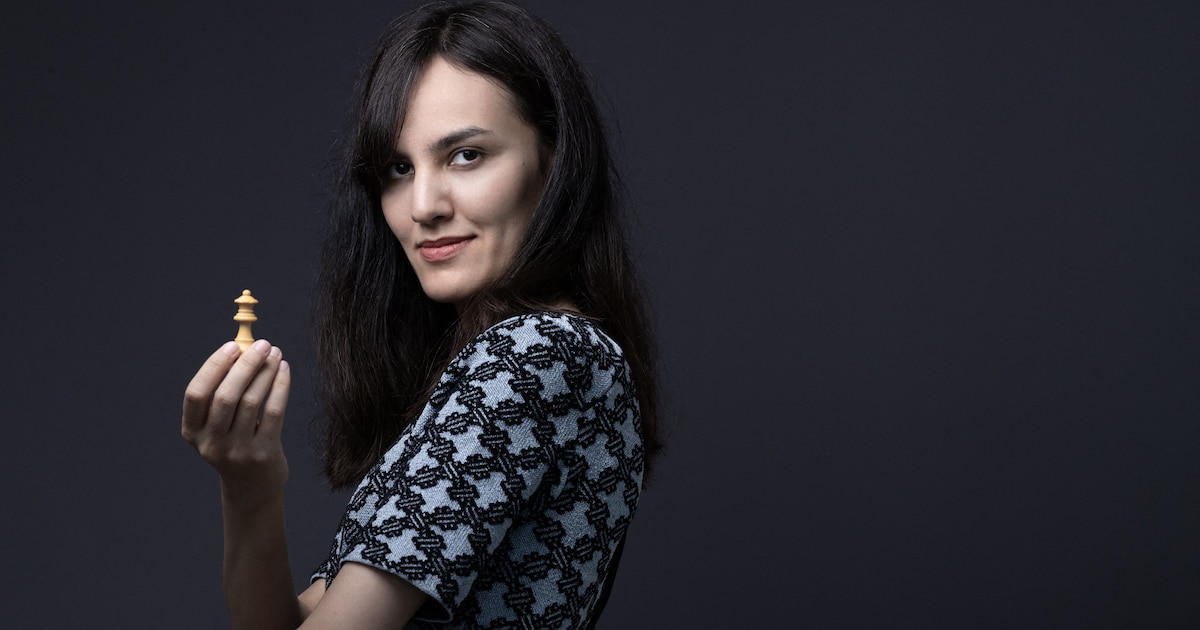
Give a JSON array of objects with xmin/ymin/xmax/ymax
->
[
  {"xmin": 308, "ymin": 315, "xmax": 625, "ymax": 625},
  {"xmin": 298, "ymin": 562, "xmax": 428, "ymax": 629},
  {"xmin": 296, "ymin": 579, "xmax": 325, "ymax": 620}
]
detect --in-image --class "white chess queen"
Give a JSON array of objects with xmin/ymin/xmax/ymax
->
[{"xmin": 181, "ymin": 2, "xmax": 661, "ymax": 628}]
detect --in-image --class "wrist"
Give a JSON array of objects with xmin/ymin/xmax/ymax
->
[{"xmin": 219, "ymin": 480, "xmax": 286, "ymax": 520}]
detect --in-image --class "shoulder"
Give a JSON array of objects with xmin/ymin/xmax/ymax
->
[
  {"xmin": 452, "ymin": 312, "xmax": 626, "ymax": 376},
  {"xmin": 427, "ymin": 311, "xmax": 632, "ymax": 417}
]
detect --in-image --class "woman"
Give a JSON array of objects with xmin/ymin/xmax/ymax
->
[{"xmin": 181, "ymin": 2, "xmax": 660, "ymax": 628}]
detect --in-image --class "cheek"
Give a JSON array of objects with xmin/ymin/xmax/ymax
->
[
  {"xmin": 380, "ymin": 196, "xmax": 411, "ymax": 240},
  {"xmin": 460, "ymin": 174, "xmax": 529, "ymax": 227},
  {"xmin": 495, "ymin": 162, "xmax": 544, "ymax": 227},
  {"xmin": 518, "ymin": 158, "xmax": 547, "ymax": 206}
]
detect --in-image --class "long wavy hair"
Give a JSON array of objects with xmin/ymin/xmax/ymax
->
[{"xmin": 315, "ymin": 0, "xmax": 661, "ymax": 489}]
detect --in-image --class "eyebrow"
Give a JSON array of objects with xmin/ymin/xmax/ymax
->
[{"xmin": 428, "ymin": 126, "xmax": 492, "ymax": 154}]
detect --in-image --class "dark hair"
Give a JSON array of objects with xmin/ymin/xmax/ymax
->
[{"xmin": 315, "ymin": 0, "xmax": 661, "ymax": 488}]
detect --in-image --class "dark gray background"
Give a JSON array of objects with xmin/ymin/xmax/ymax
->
[{"xmin": 2, "ymin": 1, "xmax": 1197, "ymax": 627}]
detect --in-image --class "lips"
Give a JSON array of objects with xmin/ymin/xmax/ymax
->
[{"xmin": 418, "ymin": 236, "xmax": 473, "ymax": 262}]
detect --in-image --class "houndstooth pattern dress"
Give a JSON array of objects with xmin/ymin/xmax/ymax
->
[{"xmin": 312, "ymin": 312, "xmax": 644, "ymax": 629}]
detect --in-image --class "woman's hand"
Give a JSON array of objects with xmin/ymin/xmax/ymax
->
[
  {"xmin": 183, "ymin": 340, "xmax": 304, "ymax": 629},
  {"xmin": 182, "ymin": 339, "xmax": 292, "ymax": 508}
]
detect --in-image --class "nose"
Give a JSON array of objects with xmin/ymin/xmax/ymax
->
[{"xmin": 409, "ymin": 169, "xmax": 452, "ymax": 224}]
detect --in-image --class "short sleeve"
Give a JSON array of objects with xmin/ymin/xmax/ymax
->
[{"xmin": 314, "ymin": 313, "xmax": 630, "ymax": 623}]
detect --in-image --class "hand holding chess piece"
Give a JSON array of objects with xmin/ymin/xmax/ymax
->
[{"xmin": 181, "ymin": 290, "xmax": 292, "ymax": 507}]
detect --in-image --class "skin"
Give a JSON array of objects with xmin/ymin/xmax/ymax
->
[
  {"xmin": 181, "ymin": 56, "xmax": 549, "ymax": 628},
  {"xmin": 381, "ymin": 56, "xmax": 546, "ymax": 308},
  {"xmin": 182, "ymin": 340, "xmax": 427, "ymax": 629}
]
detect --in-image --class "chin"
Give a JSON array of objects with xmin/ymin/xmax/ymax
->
[
  {"xmin": 421, "ymin": 288, "xmax": 464, "ymax": 304},
  {"xmin": 418, "ymin": 280, "xmax": 478, "ymax": 306},
  {"xmin": 415, "ymin": 268, "xmax": 494, "ymax": 307}
]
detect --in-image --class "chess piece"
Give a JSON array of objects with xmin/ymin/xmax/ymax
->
[{"xmin": 233, "ymin": 289, "xmax": 258, "ymax": 351}]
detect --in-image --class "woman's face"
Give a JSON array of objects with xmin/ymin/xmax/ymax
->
[{"xmin": 381, "ymin": 56, "xmax": 546, "ymax": 307}]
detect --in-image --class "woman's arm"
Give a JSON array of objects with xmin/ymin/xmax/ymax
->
[
  {"xmin": 219, "ymin": 489, "xmax": 302, "ymax": 629},
  {"xmin": 297, "ymin": 580, "xmax": 325, "ymax": 618},
  {"xmin": 183, "ymin": 341, "xmax": 428, "ymax": 628},
  {"xmin": 300, "ymin": 562, "xmax": 428, "ymax": 628},
  {"xmin": 182, "ymin": 340, "xmax": 300, "ymax": 629}
]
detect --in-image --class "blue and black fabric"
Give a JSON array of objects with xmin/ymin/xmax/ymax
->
[{"xmin": 313, "ymin": 312, "xmax": 644, "ymax": 630}]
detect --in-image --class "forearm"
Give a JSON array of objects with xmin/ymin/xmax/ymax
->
[
  {"xmin": 183, "ymin": 341, "xmax": 299, "ymax": 626},
  {"xmin": 220, "ymin": 484, "xmax": 303, "ymax": 630}
]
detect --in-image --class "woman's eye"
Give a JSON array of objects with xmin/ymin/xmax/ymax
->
[
  {"xmin": 450, "ymin": 149, "xmax": 481, "ymax": 166},
  {"xmin": 383, "ymin": 162, "xmax": 412, "ymax": 179}
]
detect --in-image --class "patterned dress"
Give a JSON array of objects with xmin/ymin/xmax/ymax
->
[{"xmin": 312, "ymin": 312, "xmax": 645, "ymax": 629}]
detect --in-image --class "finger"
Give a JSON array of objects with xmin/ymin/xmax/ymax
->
[
  {"xmin": 208, "ymin": 339, "xmax": 274, "ymax": 434},
  {"xmin": 229, "ymin": 345, "xmax": 282, "ymax": 439},
  {"xmin": 182, "ymin": 341, "xmax": 242, "ymax": 435},
  {"xmin": 258, "ymin": 359, "xmax": 292, "ymax": 441}
]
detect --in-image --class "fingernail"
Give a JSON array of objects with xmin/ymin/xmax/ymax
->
[
  {"xmin": 280, "ymin": 360, "xmax": 290, "ymax": 372},
  {"xmin": 269, "ymin": 346, "xmax": 281, "ymax": 359},
  {"xmin": 252, "ymin": 339, "xmax": 270, "ymax": 353},
  {"xmin": 220, "ymin": 341, "xmax": 240, "ymax": 356}
]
